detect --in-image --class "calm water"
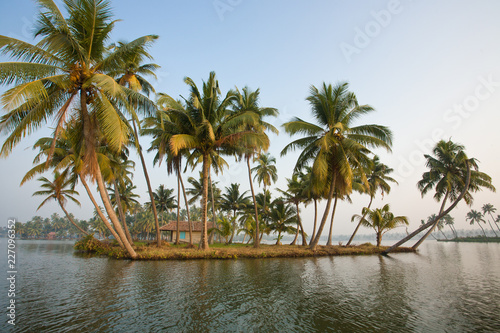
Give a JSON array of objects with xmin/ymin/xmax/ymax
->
[{"xmin": 1, "ymin": 239, "xmax": 499, "ymax": 332}]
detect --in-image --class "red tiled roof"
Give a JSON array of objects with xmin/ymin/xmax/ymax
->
[{"xmin": 159, "ymin": 221, "xmax": 215, "ymax": 232}]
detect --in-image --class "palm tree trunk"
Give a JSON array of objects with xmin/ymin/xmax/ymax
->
[
  {"xmin": 413, "ymin": 190, "xmax": 449, "ymax": 250},
  {"xmin": 179, "ymin": 168, "xmax": 192, "ymax": 246},
  {"xmin": 228, "ymin": 209, "xmax": 237, "ymax": 244},
  {"xmin": 113, "ymin": 179, "xmax": 133, "ymax": 244},
  {"xmin": 247, "ymin": 156, "xmax": 260, "ymax": 248},
  {"xmin": 132, "ymin": 121, "xmax": 161, "ymax": 247},
  {"xmin": 384, "ymin": 161, "xmax": 470, "ymax": 255},
  {"xmin": 296, "ymin": 202, "xmax": 308, "ymax": 246},
  {"xmin": 311, "ymin": 199, "xmax": 318, "ymax": 242},
  {"xmin": 58, "ymin": 199, "xmax": 88, "ymax": 236},
  {"xmin": 347, "ymin": 196, "xmax": 373, "ymax": 246},
  {"xmin": 95, "ymin": 164, "xmax": 137, "ymax": 258},
  {"xmin": 376, "ymin": 231, "xmax": 382, "ymax": 247},
  {"xmin": 487, "ymin": 220, "xmax": 498, "ymax": 237},
  {"xmin": 79, "ymin": 173, "xmax": 124, "ymax": 248},
  {"xmin": 290, "ymin": 225, "xmax": 299, "ymax": 245},
  {"xmin": 326, "ymin": 195, "xmax": 339, "ymax": 246},
  {"xmin": 439, "ymin": 229, "xmax": 448, "ymax": 240},
  {"xmin": 448, "ymin": 225, "xmax": 456, "ymax": 238},
  {"xmin": 310, "ymin": 177, "xmax": 336, "ymax": 250},
  {"xmin": 175, "ymin": 162, "xmax": 181, "ymax": 245},
  {"xmin": 199, "ymin": 153, "xmax": 210, "ymax": 250},
  {"xmin": 208, "ymin": 173, "xmax": 217, "ymax": 245},
  {"xmin": 477, "ymin": 222, "xmax": 487, "ymax": 238}
]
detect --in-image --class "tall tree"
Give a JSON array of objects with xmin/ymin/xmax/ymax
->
[
  {"xmin": 167, "ymin": 72, "xmax": 266, "ymax": 250},
  {"xmin": 220, "ymin": 183, "xmax": 251, "ymax": 244},
  {"xmin": 481, "ymin": 203, "xmax": 499, "ymax": 235},
  {"xmin": 347, "ymin": 155, "xmax": 397, "ymax": 245},
  {"xmin": 33, "ymin": 169, "xmax": 88, "ymax": 236},
  {"xmin": 269, "ymin": 200, "xmax": 298, "ymax": 245},
  {"xmin": 232, "ymin": 87, "xmax": 278, "ymax": 248},
  {"xmin": 111, "ymin": 36, "xmax": 162, "ymax": 246},
  {"xmin": 0, "ymin": 0, "xmax": 157, "ymax": 258},
  {"xmin": 146, "ymin": 185, "xmax": 177, "ymax": 225},
  {"xmin": 466, "ymin": 210, "xmax": 487, "ymax": 237},
  {"xmin": 282, "ymin": 82, "xmax": 392, "ymax": 250},
  {"xmin": 252, "ymin": 153, "xmax": 278, "ymax": 246},
  {"xmin": 278, "ymin": 173, "xmax": 308, "ymax": 246},
  {"xmin": 413, "ymin": 140, "xmax": 495, "ymax": 249}
]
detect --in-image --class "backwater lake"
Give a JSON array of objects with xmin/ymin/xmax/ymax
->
[{"xmin": 1, "ymin": 238, "xmax": 499, "ymax": 332}]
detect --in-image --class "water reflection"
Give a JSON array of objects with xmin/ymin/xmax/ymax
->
[{"xmin": 0, "ymin": 239, "xmax": 499, "ymax": 332}]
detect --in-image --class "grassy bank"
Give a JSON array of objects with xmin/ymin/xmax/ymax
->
[
  {"xmin": 74, "ymin": 236, "xmax": 415, "ymax": 260},
  {"xmin": 438, "ymin": 237, "xmax": 500, "ymax": 243}
]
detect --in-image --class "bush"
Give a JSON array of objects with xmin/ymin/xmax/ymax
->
[{"xmin": 74, "ymin": 235, "xmax": 110, "ymax": 255}]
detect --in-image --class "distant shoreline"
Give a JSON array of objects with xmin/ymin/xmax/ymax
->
[{"xmin": 437, "ymin": 237, "xmax": 500, "ymax": 243}]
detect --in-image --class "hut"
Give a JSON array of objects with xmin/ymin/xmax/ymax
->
[{"xmin": 159, "ymin": 221, "xmax": 215, "ymax": 243}]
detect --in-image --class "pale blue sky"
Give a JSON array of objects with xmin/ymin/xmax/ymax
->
[{"xmin": 1, "ymin": 0, "xmax": 499, "ymax": 236}]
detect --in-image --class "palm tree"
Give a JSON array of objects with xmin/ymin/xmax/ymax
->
[
  {"xmin": 252, "ymin": 153, "xmax": 278, "ymax": 246},
  {"xmin": 209, "ymin": 216, "xmax": 234, "ymax": 244},
  {"xmin": 112, "ymin": 36, "xmax": 162, "ymax": 246},
  {"xmin": 282, "ymin": 82, "xmax": 393, "ymax": 250},
  {"xmin": 220, "ymin": 183, "xmax": 251, "ymax": 244},
  {"xmin": 466, "ymin": 210, "xmax": 487, "ymax": 237},
  {"xmin": 481, "ymin": 203, "xmax": 499, "ymax": 235},
  {"xmin": 0, "ymin": 0, "xmax": 157, "ymax": 258},
  {"xmin": 269, "ymin": 200, "xmax": 298, "ymax": 245},
  {"xmin": 147, "ymin": 185, "xmax": 177, "ymax": 225},
  {"xmin": 277, "ymin": 173, "xmax": 308, "ymax": 245},
  {"xmin": 167, "ymin": 72, "xmax": 265, "ymax": 250},
  {"xmin": 442, "ymin": 214, "xmax": 457, "ymax": 238},
  {"xmin": 32, "ymin": 169, "xmax": 88, "ymax": 236},
  {"xmin": 232, "ymin": 87, "xmax": 278, "ymax": 248},
  {"xmin": 413, "ymin": 140, "xmax": 495, "ymax": 249},
  {"xmin": 299, "ymin": 166, "xmax": 323, "ymax": 242},
  {"xmin": 351, "ymin": 204, "xmax": 408, "ymax": 247},
  {"xmin": 347, "ymin": 155, "xmax": 397, "ymax": 245}
]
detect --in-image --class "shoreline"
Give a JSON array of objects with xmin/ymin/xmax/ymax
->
[{"xmin": 74, "ymin": 238, "xmax": 416, "ymax": 260}]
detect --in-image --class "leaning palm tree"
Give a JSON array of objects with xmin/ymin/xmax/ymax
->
[
  {"xmin": 111, "ymin": 37, "xmax": 162, "ymax": 246},
  {"xmin": 481, "ymin": 203, "xmax": 499, "ymax": 235},
  {"xmin": 442, "ymin": 214, "xmax": 457, "ymax": 238},
  {"xmin": 347, "ymin": 155, "xmax": 397, "ymax": 245},
  {"xmin": 351, "ymin": 204, "xmax": 408, "ymax": 247},
  {"xmin": 282, "ymin": 82, "xmax": 393, "ymax": 250},
  {"xmin": 33, "ymin": 169, "xmax": 88, "ymax": 236},
  {"xmin": 0, "ymin": 0, "xmax": 157, "ymax": 258},
  {"xmin": 412, "ymin": 140, "xmax": 495, "ymax": 249},
  {"xmin": 251, "ymin": 153, "xmax": 278, "ymax": 246},
  {"xmin": 466, "ymin": 210, "xmax": 487, "ymax": 237},
  {"xmin": 167, "ymin": 72, "xmax": 267, "ymax": 250}
]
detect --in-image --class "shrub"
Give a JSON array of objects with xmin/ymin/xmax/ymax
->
[{"xmin": 74, "ymin": 235, "xmax": 110, "ymax": 255}]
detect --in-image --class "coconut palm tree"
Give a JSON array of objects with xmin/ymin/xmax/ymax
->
[
  {"xmin": 277, "ymin": 173, "xmax": 308, "ymax": 245},
  {"xmin": 0, "ymin": 0, "xmax": 157, "ymax": 258},
  {"xmin": 111, "ymin": 36, "xmax": 162, "ymax": 246},
  {"xmin": 282, "ymin": 82, "xmax": 393, "ymax": 250},
  {"xmin": 481, "ymin": 203, "xmax": 499, "ymax": 235},
  {"xmin": 209, "ymin": 216, "xmax": 234, "ymax": 244},
  {"xmin": 232, "ymin": 87, "xmax": 278, "ymax": 248},
  {"xmin": 146, "ymin": 185, "xmax": 177, "ymax": 225},
  {"xmin": 32, "ymin": 169, "xmax": 88, "ymax": 236},
  {"xmin": 166, "ymin": 72, "xmax": 269, "ymax": 250},
  {"xmin": 413, "ymin": 140, "xmax": 495, "ymax": 249},
  {"xmin": 347, "ymin": 155, "xmax": 397, "ymax": 245},
  {"xmin": 269, "ymin": 200, "xmax": 298, "ymax": 245},
  {"xmin": 351, "ymin": 204, "xmax": 408, "ymax": 247},
  {"xmin": 252, "ymin": 153, "xmax": 278, "ymax": 246},
  {"xmin": 466, "ymin": 210, "xmax": 487, "ymax": 237},
  {"xmin": 220, "ymin": 183, "xmax": 251, "ymax": 244},
  {"xmin": 299, "ymin": 166, "xmax": 323, "ymax": 242},
  {"xmin": 442, "ymin": 214, "xmax": 457, "ymax": 238}
]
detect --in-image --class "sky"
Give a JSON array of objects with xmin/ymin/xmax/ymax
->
[{"xmin": 1, "ymin": 0, "xmax": 499, "ymax": 238}]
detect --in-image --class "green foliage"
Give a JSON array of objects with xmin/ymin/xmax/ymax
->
[{"xmin": 74, "ymin": 235, "xmax": 110, "ymax": 254}]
